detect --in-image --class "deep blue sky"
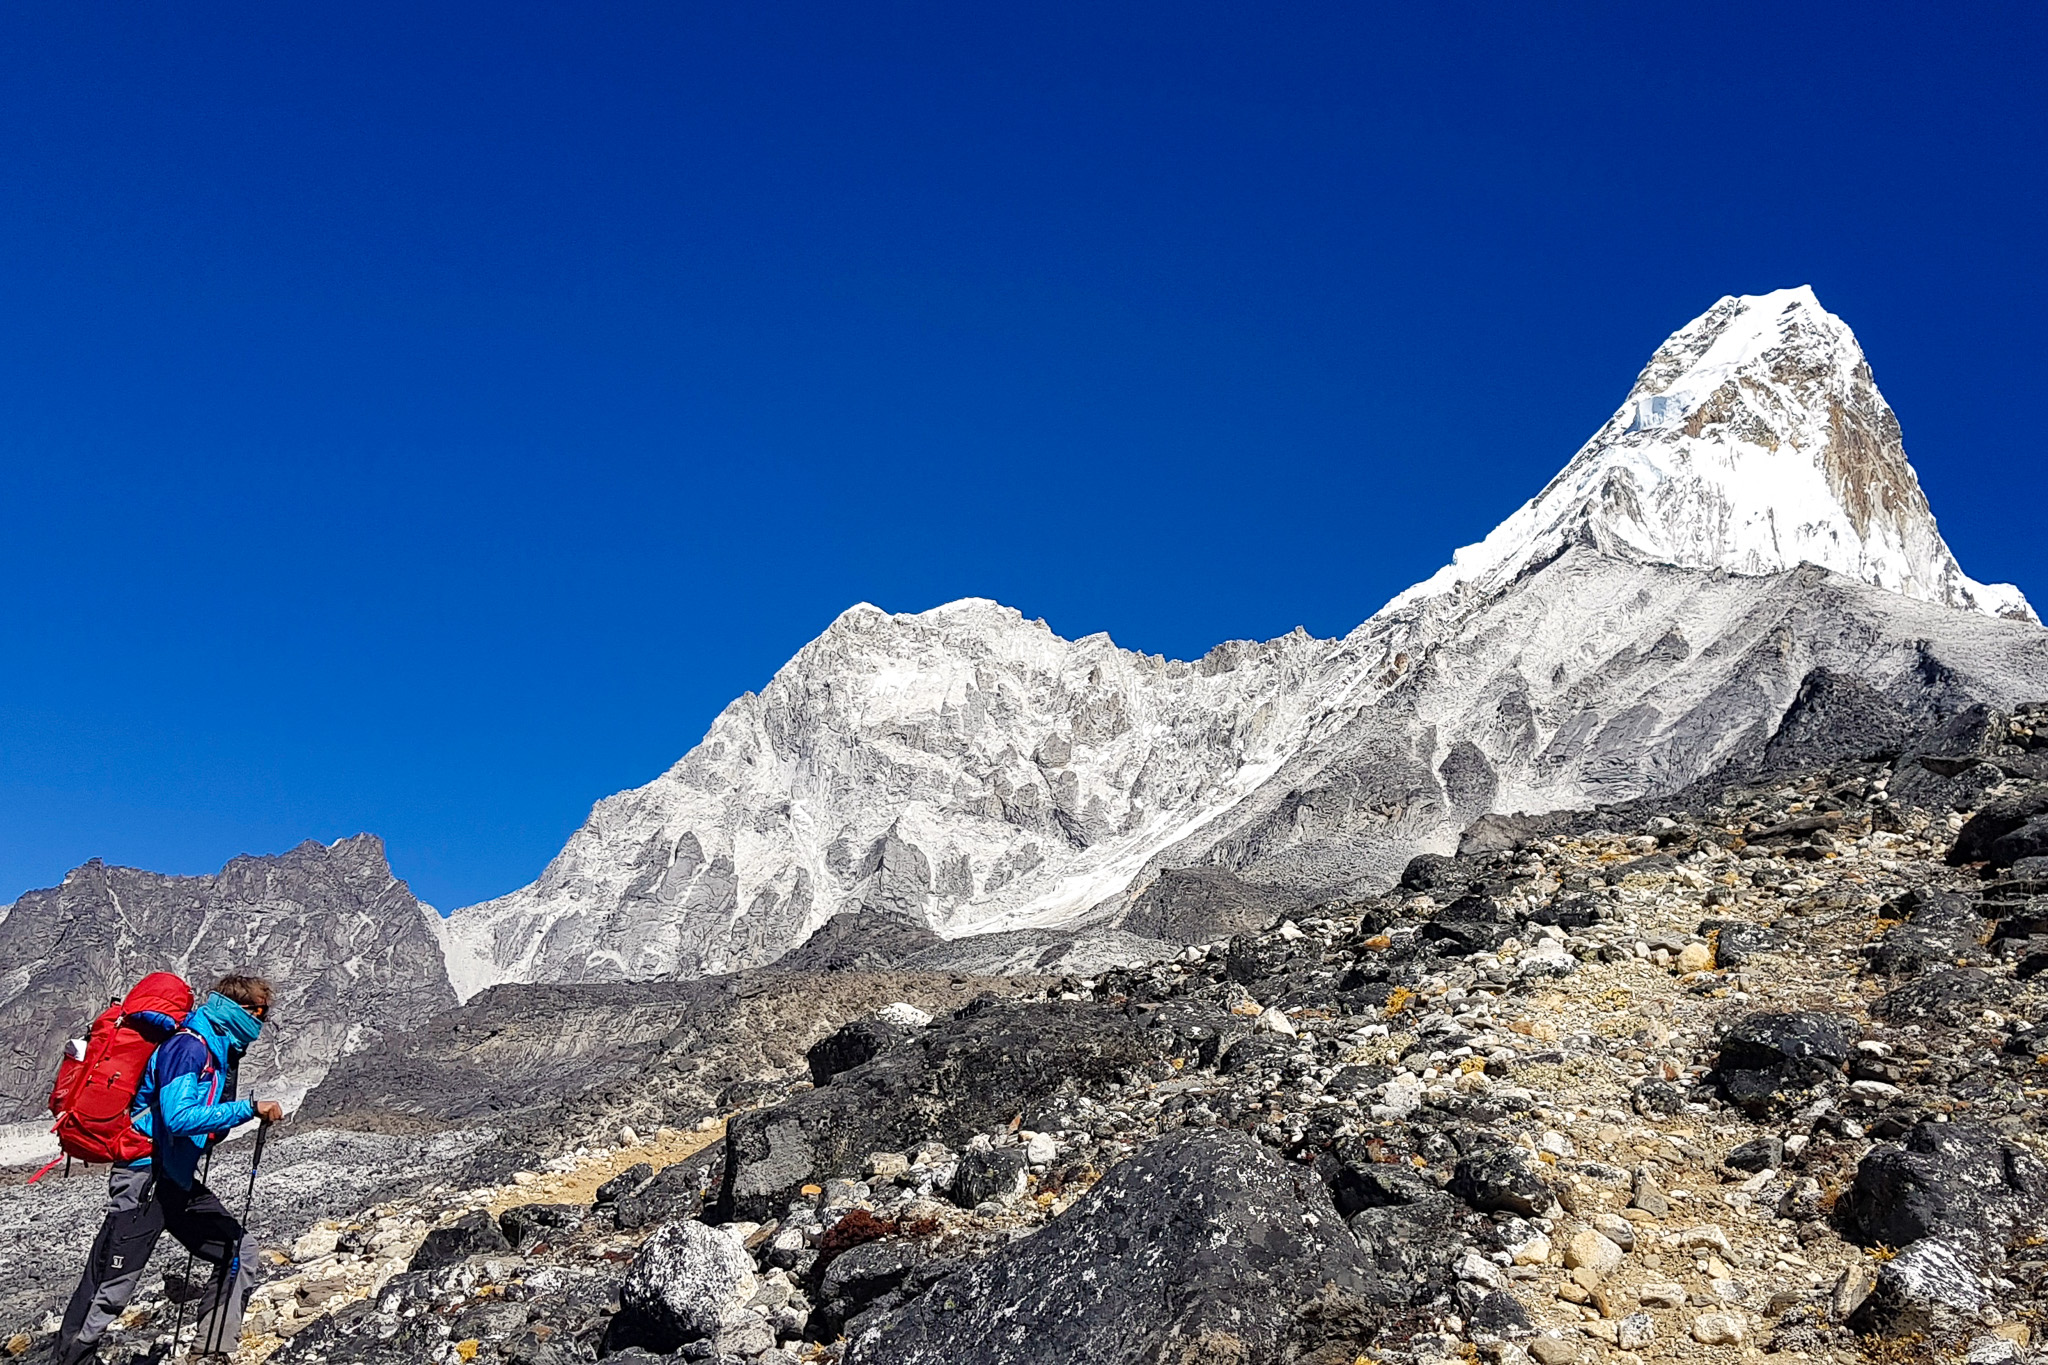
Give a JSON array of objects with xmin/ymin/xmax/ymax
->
[{"xmin": 3, "ymin": 4, "xmax": 2043, "ymax": 911}]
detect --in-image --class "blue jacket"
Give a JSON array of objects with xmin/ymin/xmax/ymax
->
[{"xmin": 128, "ymin": 992, "xmax": 262, "ymax": 1188}]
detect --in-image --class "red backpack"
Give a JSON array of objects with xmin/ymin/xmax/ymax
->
[{"xmin": 42, "ymin": 972, "xmax": 195, "ymax": 1172}]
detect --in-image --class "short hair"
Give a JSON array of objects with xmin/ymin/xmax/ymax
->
[{"xmin": 214, "ymin": 973, "xmax": 273, "ymax": 1013}]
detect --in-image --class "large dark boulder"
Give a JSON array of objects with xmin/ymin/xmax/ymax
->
[
  {"xmin": 777, "ymin": 909, "xmax": 945, "ymax": 971},
  {"xmin": 1871, "ymin": 968, "xmax": 2012, "ymax": 1026},
  {"xmin": 1991, "ymin": 817, "xmax": 2048, "ymax": 867},
  {"xmin": 1890, "ymin": 757, "xmax": 2005, "ymax": 813},
  {"xmin": 815, "ymin": 1238, "xmax": 929, "ymax": 1339},
  {"xmin": 1844, "ymin": 1119, "xmax": 2048, "ymax": 1256},
  {"xmin": 1327, "ymin": 1157, "xmax": 1439, "ymax": 1217},
  {"xmin": 615, "ymin": 1159, "xmax": 711, "ymax": 1230},
  {"xmin": 498, "ymin": 1203, "xmax": 583, "ymax": 1253},
  {"xmin": 718, "ymin": 997, "xmax": 1174, "ymax": 1222},
  {"xmin": 1448, "ymin": 1143, "xmax": 1553, "ymax": 1218},
  {"xmin": 1420, "ymin": 892, "xmax": 1516, "ymax": 953},
  {"xmin": 1843, "ymin": 1120, "xmax": 2048, "ymax": 1336},
  {"xmin": 808, "ymin": 1016, "xmax": 923, "ymax": 1087},
  {"xmin": 1399, "ymin": 853, "xmax": 1466, "ymax": 894},
  {"xmin": 1951, "ymin": 790, "xmax": 2048, "ymax": 866},
  {"xmin": 1347, "ymin": 1193, "xmax": 1473, "ymax": 1307},
  {"xmin": 406, "ymin": 1210, "xmax": 511, "ymax": 1273},
  {"xmin": 843, "ymin": 1128, "xmax": 1379, "ymax": 1364},
  {"xmin": 1861, "ymin": 890, "xmax": 1986, "ymax": 976},
  {"xmin": 1710, "ymin": 1011, "xmax": 1853, "ymax": 1116},
  {"xmin": 1846, "ymin": 1237, "xmax": 1989, "ymax": 1337},
  {"xmin": 950, "ymin": 1145, "xmax": 1029, "ymax": 1207}
]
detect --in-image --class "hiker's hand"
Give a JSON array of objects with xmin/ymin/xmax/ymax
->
[{"xmin": 255, "ymin": 1100, "xmax": 284, "ymax": 1124}]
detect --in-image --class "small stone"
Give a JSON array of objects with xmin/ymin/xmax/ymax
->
[
  {"xmin": 1591, "ymin": 1212, "xmax": 1635, "ymax": 1251},
  {"xmin": 1457, "ymin": 1249, "xmax": 1510, "ymax": 1291},
  {"xmin": 1690, "ymin": 1312, "xmax": 1745, "ymax": 1345},
  {"xmin": 1570, "ymin": 1265, "xmax": 1606, "ymax": 1292},
  {"xmin": 1637, "ymin": 1282, "xmax": 1687, "ymax": 1309},
  {"xmin": 1665, "ymin": 1223, "xmax": 1734, "ymax": 1259},
  {"xmin": 951, "ymin": 1145, "xmax": 1029, "ymax": 1206},
  {"xmin": 1529, "ymin": 1335, "xmax": 1576, "ymax": 1365},
  {"xmin": 1628, "ymin": 1166, "xmax": 1670, "ymax": 1219},
  {"xmin": 290, "ymin": 1227, "xmax": 340, "ymax": 1263},
  {"xmin": 1253, "ymin": 1005, "xmax": 1297, "ymax": 1036},
  {"xmin": 867, "ymin": 1151, "xmax": 910, "ymax": 1179},
  {"xmin": 1708, "ymin": 1277, "xmax": 1748, "ymax": 1303},
  {"xmin": 619, "ymin": 1125, "xmax": 641, "ymax": 1147},
  {"xmin": 1616, "ymin": 1312, "xmax": 1656, "ymax": 1351},
  {"xmin": 1509, "ymin": 1231, "xmax": 1553, "ymax": 1266},
  {"xmin": 1675, "ymin": 942, "xmax": 1714, "ymax": 973},
  {"xmin": 1563, "ymin": 1229, "xmax": 1623, "ymax": 1280}
]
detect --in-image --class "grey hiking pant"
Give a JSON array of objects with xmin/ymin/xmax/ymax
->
[{"xmin": 55, "ymin": 1165, "xmax": 257, "ymax": 1363}]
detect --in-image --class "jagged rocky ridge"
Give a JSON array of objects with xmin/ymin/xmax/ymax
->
[
  {"xmin": 440, "ymin": 287, "xmax": 2042, "ymax": 998},
  {"xmin": 11, "ymin": 694, "xmax": 2048, "ymax": 1363},
  {"xmin": 0, "ymin": 836, "xmax": 453, "ymax": 1122}
]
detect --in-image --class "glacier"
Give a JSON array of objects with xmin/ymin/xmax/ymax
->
[{"xmin": 439, "ymin": 286, "xmax": 2045, "ymax": 1000}]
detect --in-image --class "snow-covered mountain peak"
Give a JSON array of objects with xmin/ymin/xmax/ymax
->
[
  {"xmin": 1390, "ymin": 287, "xmax": 2033, "ymax": 622},
  {"xmin": 436, "ymin": 287, "xmax": 2044, "ymax": 1001}
]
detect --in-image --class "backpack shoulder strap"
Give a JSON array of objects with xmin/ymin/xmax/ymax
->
[{"xmin": 151, "ymin": 1029, "xmax": 211, "ymax": 1082}]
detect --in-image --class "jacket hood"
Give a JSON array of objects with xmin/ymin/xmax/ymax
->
[
  {"xmin": 195, "ymin": 992, "xmax": 263, "ymax": 1055},
  {"xmin": 121, "ymin": 972, "xmax": 194, "ymax": 1038}
]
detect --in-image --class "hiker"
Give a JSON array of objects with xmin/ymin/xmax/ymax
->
[{"xmin": 52, "ymin": 974, "xmax": 286, "ymax": 1365}]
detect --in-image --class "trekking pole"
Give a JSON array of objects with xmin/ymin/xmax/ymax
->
[{"xmin": 241, "ymin": 1117, "xmax": 269, "ymax": 1223}]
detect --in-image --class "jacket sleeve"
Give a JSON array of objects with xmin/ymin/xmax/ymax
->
[{"xmin": 154, "ymin": 1041, "xmax": 256, "ymax": 1138}]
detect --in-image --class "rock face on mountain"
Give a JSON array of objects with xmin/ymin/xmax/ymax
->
[
  {"xmin": 441, "ymin": 287, "xmax": 2045, "ymax": 999},
  {"xmin": 0, "ymin": 836, "xmax": 453, "ymax": 1121},
  {"xmin": 437, "ymin": 603, "xmax": 1340, "ymax": 996}
]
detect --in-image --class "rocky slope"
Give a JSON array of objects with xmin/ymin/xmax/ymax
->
[
  {"xmin": 0, "ymin": 836, "xmax": 454, "ymax": 1122},
  {"xmin": 13, "ymin": 696, "xmax": 2048, "ymax": 1364},
  {"xmin": 442, "ymin": 287, "xmax": 2042, "ymax": 999}
]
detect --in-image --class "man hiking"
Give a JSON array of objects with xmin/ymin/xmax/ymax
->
[{"xmin": 53, "ymin": 973, "xmax": 286, "ymax": 1365}]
